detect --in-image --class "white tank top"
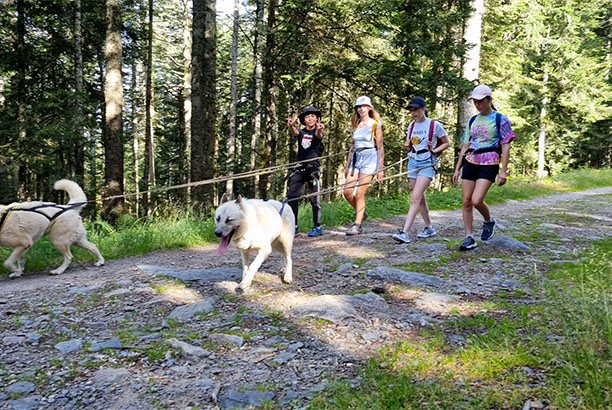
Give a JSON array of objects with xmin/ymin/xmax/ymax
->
[{"xmin": 352, "ymin": 119, "xmax": 377, "ymax": 149}]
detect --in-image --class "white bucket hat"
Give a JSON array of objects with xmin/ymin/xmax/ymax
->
[
  {"xmin": 467, "ymin": 84, "xmax": 492, "ymax": 101},
  {"xmin": 354, "ymin": 95, "xmax": 373, "ymax": 108}
]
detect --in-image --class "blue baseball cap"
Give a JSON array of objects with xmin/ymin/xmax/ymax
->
[{"xmin": 407, "ymin": 96, "xmax": 426, "ymax": 109}]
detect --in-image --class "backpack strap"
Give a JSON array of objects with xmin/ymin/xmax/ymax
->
[
  {"xmin": 406, "ymin": 121, "xmax": 415, "ymax": 150},
  {"xmin": 427, "ymin": 118, "xmax": 436, "ymax": 164},
  {"xmin": 495, "ymin": 112, "xmax": 501, "ymax": 139},
  {"xmin": 370, "ymin": 120, "xmax": 378, "ymax": 142}
]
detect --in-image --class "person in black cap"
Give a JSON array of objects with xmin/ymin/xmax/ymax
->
[
  {"xmin": 392, "ymin": 96, "xmax": 449, "ymax": 244},
  {"xmin": 286, "ymin": 105, "xmax": 325, "ymax": 237}
]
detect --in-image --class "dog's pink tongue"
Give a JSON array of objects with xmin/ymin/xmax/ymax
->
[{"xmin": 217, "ymin": 235, "xmax": 230, "ymax": 255}]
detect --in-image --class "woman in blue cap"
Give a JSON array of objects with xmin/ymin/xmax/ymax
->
[
  {"xmin": 343, "ymin": 95, "xmax": 385, "ymax": 236},
  {"xmin": 392, "ymin": 96, "xmax": 450, "ymax": 243}
]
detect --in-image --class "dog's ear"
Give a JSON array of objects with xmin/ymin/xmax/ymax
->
[
  {"xmin": 220, "ymin": 193, "xmax": 229, "ymax": 204},
  {"xmin": 235, "ymin": 194, "xmax": 243, "ymax": 205}
]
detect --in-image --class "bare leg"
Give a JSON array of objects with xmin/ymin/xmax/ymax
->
[
  {"xmin": 354, "ymin": 173, "xmax": 374, "ymax": 224},
  {"xmin": 461, "ymin": 179, "xmax": 476, "ymax": 234},
  {"xmin": 471, "ymin": 179, "xmax": 494, "ymax": 222},
  {"xmin": 343, "ymin": 173, "xmax": 359, "ymax": 209},
  {"xmin": 402, "ymin": 176, "xmax": 432, "ymax": 232}
]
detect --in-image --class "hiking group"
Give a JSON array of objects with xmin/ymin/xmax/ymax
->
[{"xmin": 286, "ymin": 84, "xmax": 515, "ymax": 251}]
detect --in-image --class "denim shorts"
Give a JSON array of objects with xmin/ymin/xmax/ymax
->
[
  {"xmin": 407, "ymin": 157, "xmax": 436, "ymax": 179},
  {"xmin": 349, "ymin": 148, "xmax": 379, "ymax": 175}
]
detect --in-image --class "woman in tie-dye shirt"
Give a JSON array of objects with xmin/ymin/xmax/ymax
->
[{"xmin": 452, "ymin": 84, "xmax": 515, "ymax": 251}]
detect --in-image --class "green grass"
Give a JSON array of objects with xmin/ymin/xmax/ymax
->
[
  {"xmin": 309, "ymin": 237, "xmax": 612, "ymax": 409},
  {"xmin": 1, "ymin": 168, "xmax": 611, "ymax": 275}
]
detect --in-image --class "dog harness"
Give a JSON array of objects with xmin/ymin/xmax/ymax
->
[{"xmin": 0, "ymin": 202, "xmax": 86, "ymax": 234}]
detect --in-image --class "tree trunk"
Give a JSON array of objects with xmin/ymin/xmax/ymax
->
[
  {"xmin": 260, "ymin": 0, "xmax": 277, "ymax": 198},
  {"xmin": 191, "ymin": 0, "xmax": 217, "ymax": 209},
  {"xmin": 226, "ymin": 0, "xmax": 239, "ymax": 198},
  {"xmin": 456, "ymin": 0, "xmax": 484, "ymax": 158},
  {"xmin": 143, "ymin": 0, "xmax": 155, "ymax": 215},
  {"xmin": 181, "ymin": 0, "xmax": 192, "ymax": 202},
  {"xmin": 102, "ymin": 0, "xmax": 125, "ymax": 222},
  {"xmin": 249, "ymin": 0, "xmax": 264, "ymax": 198},
  {"xmin": 74, "ymin": 0, "xmax": 85, "ymax": 187},
  {"xmin": 130, "ymin": 60, "xmax": 140, "ymax": 216},
  {"xmin": 537, "ymin": 65, "xmax": 549, "ymax": 178},
  {"xmin": 16, "ymin": 0, "xmax": 28, "ymax": 199}
]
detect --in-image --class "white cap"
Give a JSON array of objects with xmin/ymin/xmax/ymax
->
[
  {"xmin": 354, "ymin": 95, "xmax": 373, "ymax": 108},
  {"xmin": 467, "ymin": 84, "xmax": 492, "ymax": 101}
]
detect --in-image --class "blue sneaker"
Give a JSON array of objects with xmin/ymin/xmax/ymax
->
[
  {"xmin": 307, "ymin": 226, "xmax": 323, "ymax": 237},
  {"xmin": 459, "ymin": 236, "xmax": 478, "ymax": 251},
  {"xmin": 295, "ymin": 225, "xmax": 300, "ymax": 234},
  {"xmin": 481, "ymin": 218, "xmax": 496, "ymax": 241},
  {"xmin": 392, "ymin": 231, "xmax": 410, "ymax": 244}
]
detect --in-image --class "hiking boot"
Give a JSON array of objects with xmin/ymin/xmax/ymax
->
[
  {"xmin": 392, "ymin": 231, "xmax": 411, "ymax": 244},
  {"xmin": 459, "ymin": 236, "xmax": 478, "ymax": 251},
  {"xmin": 346, "ymin": 223, "xmax": 362, "ymax": 236},
  {"xmin": 307, "ymin": 226, "xmax": 323, "ymax": 237},
  {"xmin": 481, "ymin": 218, "xmax": 496, "ymax": 241},
  {"xmin": 417, "ymin": 226, "xmax": 437, "ymax": 238},
  {"xmin": 295, "ymin": 225, "xmax": 300, "ymax": 234}
]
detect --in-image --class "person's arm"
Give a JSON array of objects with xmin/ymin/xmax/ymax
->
[
  {"xmin": 315, "ymin": 118, "xmax": 324, "ymax": 139},
  {"xmin": 497, "ymin": 143, "xmax": 510, "ymax": 186},
  {"xmin": 452, "ymin": 144, "xmax": 470, "ymax": 185},
  {"xmin": 344, "ymin": 139, "xmax": 355, "ymax": 178},
  {"xmin": 432, "ymin": 135, "xmax": 451, "ymax": 154},
  {"xmin": 375, "ymin": 122, "xmax": 384, "ymax": 182},
  {"xmin": 287, "ymin": 114, "xmax": 299, "ymax": 136}
]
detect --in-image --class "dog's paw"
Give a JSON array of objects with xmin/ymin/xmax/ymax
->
[
  {"xmin": 94, "ymin": 260, "xmax": 105, "ymax": 267},
  {"xmin": 282, "ymin": 276, "xmax": 293, "ymax": 284},
  {"xmin": 8, "ymin": 272, "xmax": 22, "ymax": 279},
  {"xmin": 49, "ymin": 269, "xmax": 63, "ymax": 275}
]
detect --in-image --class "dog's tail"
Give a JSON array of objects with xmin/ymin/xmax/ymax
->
[{"xmin": 54, "ymin": 179, "xmax": 88, "ymax": 209}]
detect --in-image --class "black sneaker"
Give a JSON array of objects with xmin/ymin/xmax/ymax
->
[
  {"xmin": 481, "ymin": 218, "xmax": 496, "ymax": 241},
  {"xmin": 459, "ymin": 236, "xmax": 478, "ymax": 251}
]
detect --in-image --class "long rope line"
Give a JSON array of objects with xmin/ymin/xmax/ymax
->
[{"xmin": 95, "ymin": 149, "xmax": 351, "ymax": 202}]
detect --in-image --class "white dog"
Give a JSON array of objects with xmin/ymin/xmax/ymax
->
[
  {"xmin": 0, "ymin": 179, "xmax": 104, "ymax": 278},
  {"xmin": 214, "ymin": 194, "xmax": 295, "ymax": 292}
]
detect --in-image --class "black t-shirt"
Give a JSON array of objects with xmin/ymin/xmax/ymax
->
[{"xmin": 297, "ymin": 128, "xmax": 324, "ymax": 166}]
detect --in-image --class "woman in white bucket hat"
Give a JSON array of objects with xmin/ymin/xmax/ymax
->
[
  {"xmin": 452, "ymin": 84, "xmax": 516, "ymax": 251},
  {"xmin": 343, "ymin": 95, "xmax": 385, "ymax": 236}
]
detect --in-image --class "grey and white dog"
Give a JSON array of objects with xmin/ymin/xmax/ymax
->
[{"xmin": 214, "ymin": 194, "xmax": 295, "ymax": 292}]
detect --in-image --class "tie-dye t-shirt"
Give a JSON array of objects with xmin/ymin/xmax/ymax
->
[{"xmin": 461, "ymin": 111, "xmax": 515, "ymax": 165}]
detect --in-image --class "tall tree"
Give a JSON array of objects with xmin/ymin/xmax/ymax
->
[
  {"xmin": 143, "ymin": 0, "xmax": 155, "ymax": 214},
  {"xmin": 191, "ymin": 0, "xmax": 217, "ymax": 208},
  {"xmin": 226, "ymin": 0, "xmax": 239, "ymax": 198},
  {"xmin": 181, "ymin": 0, "xmax": 192, "ymax": 201},
  {"xmin": 249, "ymin": 0, "xmax": 264, "ymax": 197},
  {"xmin": 103, "ymin": 0, "xmax": 125, "ymax": 221}
]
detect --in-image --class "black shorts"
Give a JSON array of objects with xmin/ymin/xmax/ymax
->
[{"xmin": 462, "ymin": 161, "xmax": 499, "ymax": 182}]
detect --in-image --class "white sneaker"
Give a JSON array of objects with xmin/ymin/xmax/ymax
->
[
  {"xmin": 392, "ymin": 231, "xmax": 411, "ymax": 243},
  {"xmin": 417, "ymin": 226, "xmax": 437, "ymax": 238}
]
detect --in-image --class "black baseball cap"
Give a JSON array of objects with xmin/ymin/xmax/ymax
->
[{"xmin": 407, "ymin": 96, "xmax": 427, "ymax": 109}]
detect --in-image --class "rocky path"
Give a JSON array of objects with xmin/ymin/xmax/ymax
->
[{"xmin": 1, "ymin": 187, "xmax": 611, "ymax": 410}]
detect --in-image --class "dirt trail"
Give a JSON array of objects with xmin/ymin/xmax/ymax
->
[{"xmin": 1, "ymin": 187, "xmax": 611, "ymax": 409}]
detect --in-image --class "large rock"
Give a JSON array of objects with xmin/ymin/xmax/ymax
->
[
  {"xmin": 91, "ymin": 368, "xmax": 130, "ymax": 386},
  {"xmin": 5, "ymin": 381, "xmax": 36, "ymax": 395},
  {"xmin": 218, "ymin": 390, "xmax": 275, "ymax": 409},
  {"xmin": 287, "ymin": 292, "xmax": 388, "ymax": 324},
  {"xmin": 414, "ymin": 293, "xmax": 460, "ymax": 314},
  {"xmin": 482, "ymin": 235, "xmax": 530, "ymax": 251},
  {"xmin": 137, "ymin": 265, "xmax": 242, "ymax": 283},
  {"xmin": 168, "ymin": 298, "xmax": 218, "ymax": 321},
  {"xmin": 366, "ymin": 266, "xmax": 450, "ymax": 287},
  {"xmin": 167, "ymin": 338, "xmax": 210, "ymax": 358},
  {"xmin": 54, "ymin": 339, "xmax": 82, "ymax": 353}
]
